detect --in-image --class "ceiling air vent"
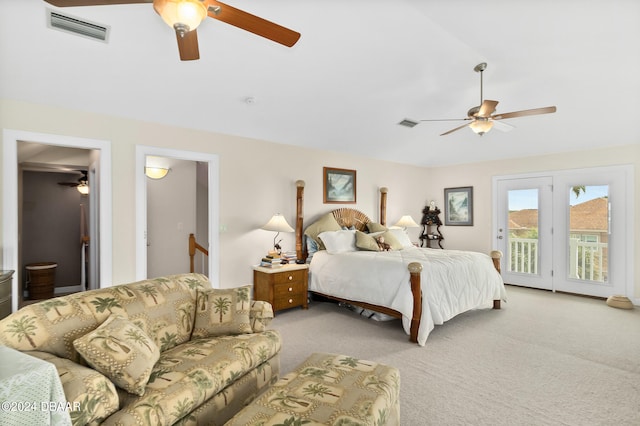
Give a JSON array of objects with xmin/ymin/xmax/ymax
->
[
  {"xmin": 47, "ymin": 9, "xmax": 110, "ymax": 43},
  {"xmin": 397, "ymin": 119, "xmax": 419, "ymax": 128}
]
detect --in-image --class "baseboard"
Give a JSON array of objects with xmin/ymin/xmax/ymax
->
[{"xmin": 54, "ymin": 285, "xmax": 83, "ymax": 295}]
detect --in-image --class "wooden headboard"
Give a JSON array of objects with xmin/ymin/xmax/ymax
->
[{"xmin": 295, "ymin": 181, "xmax": 388, "ymax": 260}]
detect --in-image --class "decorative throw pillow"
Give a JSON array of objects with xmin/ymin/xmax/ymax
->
[
  {"xmin": 380, "ymin": 230, "xmax": 404, "ymax": 250},
  {"xmin": 367, "ymin": 222, "xmax": 388, "ymax": 233},
  {"xmin": 305, "ymin": 236, "xmax": 319, "ymax": 260},
  {"xmin": 73, "ymin": 315, "xmax": 160, "ymax": 396},
  {"xmin": 318, "ymin": 230, "xmax": 357, "ymax": 254},
  {"xmin": 304, "ymin": 213, "xmax": 342, "ymax": 250},
  {"xmin": 192, "ymin": 286, "xmax": 252, "ymax": 339},
  {"xmin": 355, "ymin": 230, "xmax": 380, "ymax": 251},
  {"xmin": 387, "ymin": 228, "xmax": 414, "ymax": 249}
]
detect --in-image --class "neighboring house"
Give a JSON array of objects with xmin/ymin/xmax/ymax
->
[
  {"xmin": 509, "ymin": 197, "xmax": 609, "ymax": 243},
  {"xmin": 509, "ymin": 197, "xmax": 609, "ymax": 281}
]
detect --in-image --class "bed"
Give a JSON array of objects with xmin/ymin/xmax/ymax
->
[{"xmin": 294, "ymin": 180, "xmax": 506, "ymax": 346}]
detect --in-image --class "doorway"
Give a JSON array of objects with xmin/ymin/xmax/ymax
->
[
  {"xmin": 135, "ymin": 145, "xmax": 219, "ymax": 286},
  {"xmin": 2, "ymin": 129, "xmax": 112, "ymax": 312},
  {"xmin": 494, "ymin": 166, "xmax": 633, "ymax": 298}
]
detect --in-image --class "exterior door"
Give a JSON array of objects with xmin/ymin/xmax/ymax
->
[
  {"xmin": 496, "ymin": 177, "xmax": 553, "ymax": 289},
  {"xmin": 552, "ymin": 168, "xmax": 629, "ymax": 298},
  {"xmin": 494, "ymin": 166, "xmax": 632, "ymax": 298}
]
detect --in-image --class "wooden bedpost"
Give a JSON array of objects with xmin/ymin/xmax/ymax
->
[
  {"xmin": 296, "ymin": 180, "xmax": 305, "ymax": 261},
  {"xmin": 379, "ymin": 187, "xmax": 388, "ymax": 226},
  {"xmin": 407, "ymin": 262, "xmax": 423, "ymax": 343},
  {"xmin": 490, "ymin": 250, "xmax": 503, "ymax": 309}
]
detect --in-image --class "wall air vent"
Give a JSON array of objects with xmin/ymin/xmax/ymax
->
[
  {"xmin": 47, "ymin": 9, "xmax": 110, "ymax": 43},
  {"xmin": 397, "ymin": 119, "xmax": 419, "ymax": 128}
]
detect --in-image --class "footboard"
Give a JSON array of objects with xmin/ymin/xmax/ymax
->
[{"xmin": 407, "ymin": 262, "xmax": 422, "ymax": 343}]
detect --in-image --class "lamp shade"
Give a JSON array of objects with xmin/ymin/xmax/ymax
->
[
  {"xmin": 393, "ymin": 215, "xmax": 419, "ymax": 228},
  {"xmin": 261, "ymin": 214, "xmax": 294, "ymax": 233},
  {"xmin": 154, "ymin": 0, "xmax": 208, "ymax": 33},
  {"xmin": 469, "ymin": 119, "xmax": 494, "ymax": 135},
  {"xmin": 76, "ymin": 183, "xmax": 89, "ymax": 195}
]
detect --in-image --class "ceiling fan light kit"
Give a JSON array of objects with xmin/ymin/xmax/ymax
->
[
  {"xmin": 415, "ymin": 62, "xmax": 556, "ymax": 137},
  {"xmin": 468, "ymin": 118, "xmax": 493, "ymax": 136},
  {"xmin": 153, "ymin": 0, "xmax": 208, "ymax": 35}
]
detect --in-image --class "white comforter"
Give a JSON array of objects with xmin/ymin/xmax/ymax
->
[{"xmin": 309, "ymin": 246, "xmax": 506, "ymax": 346}]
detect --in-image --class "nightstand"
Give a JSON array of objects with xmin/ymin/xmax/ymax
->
[{"xmin": 253, "ymin": 263, "xmax": 309, "ymax": 313}]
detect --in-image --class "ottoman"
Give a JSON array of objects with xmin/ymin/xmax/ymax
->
[{"xmin": 226, "ymin": 352, "xmax": 400, "ymax": 426}]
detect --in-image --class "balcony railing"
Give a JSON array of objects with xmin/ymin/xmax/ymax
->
[{"xmin": 508, "ymin": 237, "xmax": 607, "ymax": 282}]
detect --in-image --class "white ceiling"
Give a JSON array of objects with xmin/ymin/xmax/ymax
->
[{"xmin": 1, "ymin": 0, "xmax": 639, "ymax": 167}]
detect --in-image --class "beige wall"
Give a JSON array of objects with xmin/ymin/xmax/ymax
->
[
  {"xmin": 1, "ymin": 99, "xmax": 637, "ymax": 299},
  {"xmin": 425, "ymin": 145, "xmax": 639, "ymax": 299},
  {"xmin": 0, "ymin": 99, "xmax": 430, "ymax": 288}
]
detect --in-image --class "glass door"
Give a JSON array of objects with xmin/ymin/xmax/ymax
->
[
  {"xmin": 495, "ymin": 166, "xmax": 631, "ymax": 298},
  {"xmin": 552, "ymin": 168, "xmax": 629, "ymax": 298},
  {"xmin": 496, "ymin": 177, "xmax": 553, "ymax": 290}
]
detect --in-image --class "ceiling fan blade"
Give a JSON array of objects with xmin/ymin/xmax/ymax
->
[
  {"xmin": 206, "ymin": 0, "xmax": 300, "ymax": 47},
  {"xmin": 477, "ymin": 100, "xmax": 498, "ymax": 118},
  {"xmin": 492, "ymin": 120, "xmax": 514, "ymax": 132},
  {"xmin": 44, "ymin": 0, "xmax": 149, "ymax": 6},
  {"xmin": 176, "ymin": 29, "xmax": 200, "ymax": 61},
  {"xmin": 420, "ymin": 118, "xmax": 471, "ymax": 122},
  {"xmin": 492, "ymin": 106, "xmax": 557, "ymax": 120},
  {"xmin": 441, "ymin": 122, "xmax": 471, "ymax": 136}
]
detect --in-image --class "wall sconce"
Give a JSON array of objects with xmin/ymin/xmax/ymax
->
[
  {"xmin": 393, "ymin": 215, "xmax": 419, "ymax": 230},
  {"xmin": 145, "ymin": 167, "xmax": 170, "ymax": 179},
  {"xmin": 261, "ymin": 214, "xmax": 294, "ymax": 256}
]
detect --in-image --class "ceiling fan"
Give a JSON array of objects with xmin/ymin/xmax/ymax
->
[
  {"xmin": 44, "ymin": 0, "xmax": 301, "ymax": 61},
  {"xmin": 418, "ymin": 62, "xmax": 556, "ymax": 136},
  {"xmin": 58, "ymin": 170, "xmax": 89, "ymax": 193}
]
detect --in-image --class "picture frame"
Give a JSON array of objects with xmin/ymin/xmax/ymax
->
[
  {"xmin": 323, "ymin": 167, "xmax": 356, "ymax": 204},
  {"xmin": 444, "ymin": 186, "xmax": 473, "ymax": 226}
]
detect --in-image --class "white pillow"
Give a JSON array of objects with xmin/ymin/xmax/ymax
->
[
  {"xmin": 318, "ymin": 230, "xmax": 357, "ymax": 254},
  {"xmin": 387, "ymin": 228, "xmax": 413, "ymax": 249}
]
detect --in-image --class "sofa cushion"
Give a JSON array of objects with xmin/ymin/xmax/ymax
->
[
  {"xmin": 0, "ymin": 273, "xmax": 210, "ymax": 362},
  {"xmin": 105, "ymin": 330, "xmax": 282, "ymax": 425},
  {"xmin": 73, "ymin": 315, "xmax": 160, "ymax": 396},
  {"xmin": 27, "ymin": 350, "xmax": 120, "ymax": 426},
  {"xmin": 192, "ymin": 286, "xmax": 252, "ymax": 339}
]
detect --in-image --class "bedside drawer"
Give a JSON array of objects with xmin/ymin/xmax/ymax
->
[
  {"xmin": 253, "ymin": 265, "xmax": 308, "ymax": 313},
  {"xmin": 273, "ymin": 269, "xmax": 306, "ymax": 285},
  {"xmin": 273, "ymin": 292, "xmax": 307, "ymax": 311},
  {"xmin": 273, "ymin": 281, "xmax": 306, "ymax": 297}
]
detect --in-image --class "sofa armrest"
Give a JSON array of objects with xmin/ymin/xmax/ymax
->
[
  {"xmin": 250, "ymin": 300, "xmax": 274, "ymax": 332},
  {"xmin": 26, "ymin": 351, "xmax": 119, "ymax": 426}
]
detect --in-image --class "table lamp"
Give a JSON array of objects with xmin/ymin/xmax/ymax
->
[
  {"xmin": 261, "ymin": 214, "xmax": 294, "ymax": 257},
  {"xmin": 393, "ymin": 215, "xmax": 419, "ymax": 230}
]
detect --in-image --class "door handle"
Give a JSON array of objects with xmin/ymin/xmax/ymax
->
[{"xmin": 497, "ymin": 236, "xmax": 503, "ymax": 239}]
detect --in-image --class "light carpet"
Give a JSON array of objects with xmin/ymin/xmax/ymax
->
[{"xmin": 271, "ymin": 285, "xmax": 640, "ymax": 426}]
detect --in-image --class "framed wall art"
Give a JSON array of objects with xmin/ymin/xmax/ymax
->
[
  {"xmin": 323, "ymin": 167, "xmax": 356, "ymax": 204},
  {"xmin": 444, "ymin": 186, "xmax": 473, "ymax": 226}
]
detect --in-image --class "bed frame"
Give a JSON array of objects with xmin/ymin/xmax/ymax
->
[{"xmin": 294, "ymin": 180, "xmax": 502, "ymax": 344}]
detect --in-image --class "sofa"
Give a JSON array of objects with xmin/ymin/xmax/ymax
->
[{"xmin": 0, "ymin": 273, "xmax": 282, "ymax": 425}]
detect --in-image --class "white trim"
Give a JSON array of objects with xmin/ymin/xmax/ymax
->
[
  {"xmin": 135, "ymin": 145, "xmax": 220, "ymax": 287},
  {"xmin": 2, "ymin": 129, "xmax": 113, "ymax": 313}
]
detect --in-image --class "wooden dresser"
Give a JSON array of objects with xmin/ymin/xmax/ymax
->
[
  {"xmin": 253, "ymin": 263, "xmax": 308, "ymax": 313},
  {"xmin": 0, "ymin": 270, "xmax": 15, "ymax": 320}
]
